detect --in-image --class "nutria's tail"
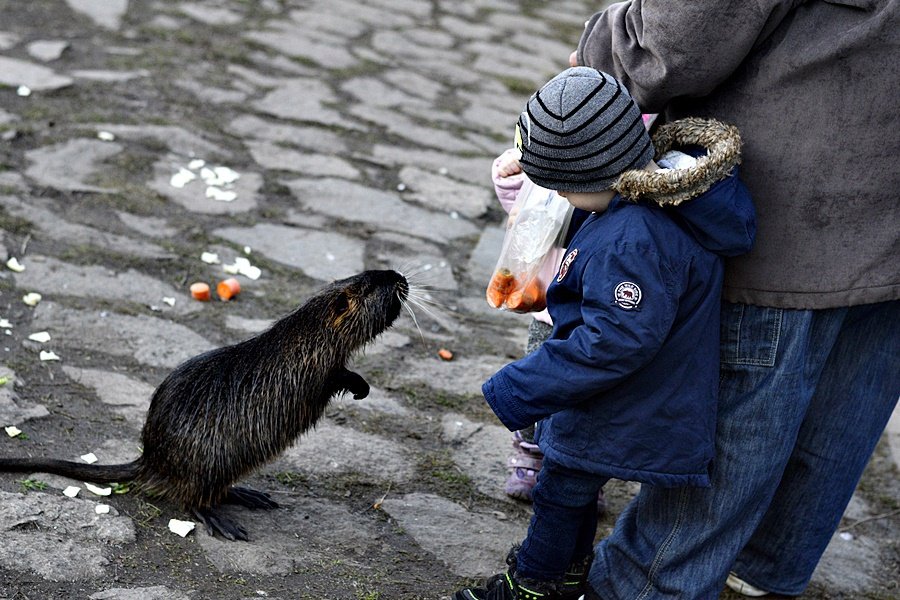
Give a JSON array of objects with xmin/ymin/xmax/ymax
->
[{"xmin": 0, "ymin": 457, "xmax": 140, "ymax": 483}]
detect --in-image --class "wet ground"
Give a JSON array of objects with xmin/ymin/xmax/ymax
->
[{"xmin": 0, "ymin": 1, "xmax": 898, "ymax": 599}]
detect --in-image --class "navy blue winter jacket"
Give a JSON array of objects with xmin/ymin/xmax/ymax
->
[{"xmin": 483, "ymin": 167, "xmax": 755, "ymax": 487}]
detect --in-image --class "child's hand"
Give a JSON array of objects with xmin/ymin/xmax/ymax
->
[{"xmin": 496, "ymin": 150, "xmax": 522, "ymax": 178}]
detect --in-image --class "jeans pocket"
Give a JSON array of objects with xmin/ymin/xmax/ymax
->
[{"xmin": 720, "ymin": 303, "xmax": 783, "ymax": 367}]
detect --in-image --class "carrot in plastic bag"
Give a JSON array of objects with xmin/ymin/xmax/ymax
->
[
  {"xmin": 506, "ymin": 277, "xmax": 545, "ymax": 313},
  {"xmin": 486, "ymin": 268, "xmax": 516, "ymax": 308}
]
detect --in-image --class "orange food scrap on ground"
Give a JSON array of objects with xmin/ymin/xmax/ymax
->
[
  {"xmin": 217, "ymin": 277, "xmax": 241, "ymax": 301},
  {"xmin": 438, "ymin": 348, "xmax": 453, "ymax": 361},
  {"xmin": 486, "ymin": 268, "xmax": 516, "ymax": 308},
  {"xmin": 190, "ymin": 282, "xmax": 211, "ymax": 301}
]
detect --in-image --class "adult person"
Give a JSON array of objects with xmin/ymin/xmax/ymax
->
[{"xmin": 568, "ymin": 1, "xmax": 900, "ymax": 598}]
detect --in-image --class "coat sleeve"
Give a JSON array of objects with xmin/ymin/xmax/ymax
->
[
  {"xmin": 483, "ymin": 243, "xmax": 676, "ymax": 431},
  {"xmin": 576, "ymin": 0, "xmax": 798, "ymax": 111}
]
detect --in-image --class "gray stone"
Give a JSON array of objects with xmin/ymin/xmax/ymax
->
[
  {"xmin": 399, "ymin": 165, "xmax": 493, "ymax": 219},
  {"xmin": 348, "ymin": 104, "xmax": 483, "ymax": 154},
  {"xmin": 12, "ymin": 256, "xmax": 200, "ymax": 315},
  {"xmin": 0, "ymin": 32, "xmax": 20, "ymax": 50},
  {"xmin": 332, "ymin": 385, "xmax": 410, "ymax": 417},
  {"xmin": 467, "ymin": 225, "xmax": 506, "ymax": 287},
  {"xmin": 442, "ymin": 413, "xmax": 514, "ymax": 501},
  {"xmin": 370, "ymin": 232, "xmax": 459, "ymax": 292},
  {"xmin": 174, "ymin": 78, "xmax": 248, "ymax": 105},
  {"xmin": 277, "ymin": 420, "xmax": 414, "ymax": 482},
  {"xmin": 0, "ymin": 56, "xmax": 74, "ymax": 91},
  {"xmin": 65, "ymin": 0, "xmax": 129, "ymax": 30},
  {"xmin": 340, "ymin": 76, "xmax": 432, "ymax": 110},
  {"xmin": 25, "ymin": 139, "xmax": 121, "ymax": 193},
  {"xmin": 439, "ymin": 15, "xmax": 496, "ymax": 40},
  {"xmin": 370, "ymin": 30, "xmax": 458, "ymax": 64},
  {"xmin": 0, "ymin": 195, "xmax": 173, "ymax": 260},
  {"xmin": 0, "ymin": 489, "xmax": 135, "ymax": 581},
  {"xmin": 246, "ymin": 141, "xmax": 360, "ymax": 179},
  {"xmin": 90, "ymin": 587, "xmax": 190, "ymax": 600},
  {"xmin": 70, "ymin": 69, "xmax": 150, "ymax": 82},
  {"xmin": 0, "ymin": 108, "xmax": 17, "ymax": 125},
  {"xmin": 115, "ymin": 212, "xmax": 177, "ymax": 238},
  {"xmin": 253, "ymin": 78, "xmax": 351, "ymax": 127},
  {"xmin": 379, "ymin": 493, "xmax": 523, "ymax": 578},
  {"xmin": 178, "ymin": 3, "xmax": 242, "ymax": 26},
  {"xmin": 228, "ymin": 115, "xmax": 347, "ymax": 154},
  {"xmin": 283, "ymin": 178, "xmax": 479, "ymax": 243},
  {"xmin": 214, "ymin": 223, "xmax": 365, "ymax": 281},
  {"xmin": 245, "ymin": 22, "xmax": 358, "ymax": 70},
  {"xmin": 369, "ymin": 144, "xmax": 498, "ymax": 181},
  {"xmin": 61, "ymin": 366, "xmax": 154, "ymax": 428},
  {"xmin": 394, "ymin": 354, "xmax": 509, "ymax": 396},
  {"xmin": 0, "ymin": 367, "xmax": 49, "ymax": 426},
  {"xmin": 26, "ymin": 40, "xmax": 69, "ymax": 62},
  {"xmin": 383, "ymin": 69, "xmax": 448, "ymax": 103},
  {"xmin": 148, "ymin": 156, "xmax": 261, "ymax": 215},
  {"xmin": 30, "ymin": 302, "xmax": 213, "ymax": 369},
  {"xmin": 198, "ymin": 496, "xmax": 380, "ymax": 575},
  {"xmin": 812, "ymin": 531, "xmax": 879, "ymax": 594},
  {"xmin": 92, "ymin": 124, "xmax": 225, "ymax": 157},
  {"xmin": 292, "ymin": 1, "xmax": 414, "ymax": 28},
  {"xmin": 224, "ymin": 315, "xmax": 273, "ymax": 335}
]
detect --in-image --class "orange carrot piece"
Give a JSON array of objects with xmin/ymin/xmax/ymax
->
[
  {"xmin": 486, "ymin": 268, "xmax": 516, "ymax": 308},
  {"xmin": 216, "ymin": 277, "xmax": 241, "ymax": 301},
  {"xmin": 438, "ymin": 348, "xmax": 453, "ymax": 361},
  {"xmin": 190, "ymin": 282, "xmax": 211, "ymax": 301}
]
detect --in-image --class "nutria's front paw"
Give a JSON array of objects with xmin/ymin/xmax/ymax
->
[{"xmin": 336, "ymin": 369, "xmax": 370, "ymax": 399}]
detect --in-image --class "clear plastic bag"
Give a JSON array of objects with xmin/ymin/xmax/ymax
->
[{"xmin": 486, "ymin": 178, "xmax": 574, "ymax": 313}]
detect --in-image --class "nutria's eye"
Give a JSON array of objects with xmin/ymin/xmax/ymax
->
[{"xmin": 333, "ymin": 292, "xmax": 350, "ymax": 316}]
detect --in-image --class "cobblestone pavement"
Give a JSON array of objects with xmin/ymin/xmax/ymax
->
[{"xmin": 0, "ymin": 1, "xmax": 897, "ymax": 599}]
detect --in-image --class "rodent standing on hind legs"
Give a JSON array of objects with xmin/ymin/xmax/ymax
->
[{"xmin": 0, "ymin": 269, "xmax": 409, "ymax": 541}]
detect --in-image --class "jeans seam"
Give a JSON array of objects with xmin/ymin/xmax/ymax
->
[
  {"xmin": 722, "ymin": 306, "xmax": 783, "ymax": 367},
  {"xmin": 635, "ymin": 487, "xmax": 689, "ymax": 600}
]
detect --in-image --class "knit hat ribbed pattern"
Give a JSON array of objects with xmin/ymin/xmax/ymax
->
[{"xmin": 516, "ymin": 67, "xmax": 654, "ymax": 192}]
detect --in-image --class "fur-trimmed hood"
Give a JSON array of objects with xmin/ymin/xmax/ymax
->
[{"xmin": 615, "ymin": 118, "xmax": 756, "ymax": 257}]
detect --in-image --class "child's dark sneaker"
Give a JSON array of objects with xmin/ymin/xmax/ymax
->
[{"xmin": 453, "ymin": 547, "xmax": 589, "ymax": 600}]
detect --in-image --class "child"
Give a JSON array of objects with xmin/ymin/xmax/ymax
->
[
  {"xmin": 491, "ymin": 149, "xmax": 606, "ymax": 515},
  {"xmin": 455, "ymin": 67, "xmax": 755, "ymax": 600}
]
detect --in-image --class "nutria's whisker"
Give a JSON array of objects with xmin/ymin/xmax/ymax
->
[{"xmin": 403, "ymin": 301, "xmax": 427, "ymax": 344}]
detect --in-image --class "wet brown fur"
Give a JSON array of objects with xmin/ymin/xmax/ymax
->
[{"xmin": 0, "ymin": 269, "xmax": 408, "ymax": 539}]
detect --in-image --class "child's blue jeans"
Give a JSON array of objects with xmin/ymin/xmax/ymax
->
[
  {"xmin": 587, "ymin": 300, "xmax": 899, "ymax": 599},
  {"xmin": 516, "ymin": 460, "xmax": 608, "ymax": 581}
]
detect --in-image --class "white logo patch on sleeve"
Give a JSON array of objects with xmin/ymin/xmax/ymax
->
[{"xmin": 613, "ymin": 281, "xmax": 642, "ymax": 309}]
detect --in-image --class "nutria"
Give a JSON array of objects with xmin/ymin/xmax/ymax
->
[{"xmin": 0, "ymin": 269, "xmax": 409, "ymax": 540}]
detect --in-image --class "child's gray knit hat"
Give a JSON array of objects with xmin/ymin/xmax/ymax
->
[{"xmin": 515, "ymin": 67, "xmax": 654, "ymax": 192}]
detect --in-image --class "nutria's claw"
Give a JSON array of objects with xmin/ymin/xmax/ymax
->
[
  {"xmin": 192, "ymin": 507, "xmax": 249, "ymax": 541},
  {"xmin": 226, "ymin": 486, "xmax": 280, "ymax": 510}
]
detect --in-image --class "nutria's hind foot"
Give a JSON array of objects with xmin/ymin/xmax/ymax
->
[
  {"xmin": 225, "ymin": 486, "xmax": 279, "ymax": 509},
  {"xmin": 192, "ymin": 506, "xmax": 249, "ymax": 541}
]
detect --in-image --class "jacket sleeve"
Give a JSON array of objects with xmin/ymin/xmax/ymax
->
[
  {"xmin": 576, "ymin": 0, "xmax": 798, "ymax": 111},
  {"xmin": 483, "ymin": 243, "xmax": 676, "ymax": 431}
]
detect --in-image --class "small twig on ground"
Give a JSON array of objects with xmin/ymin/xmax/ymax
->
[
  {"xmin": 372, "ymin": 482, "xmax": 392, "ymax": 510},
  {"xmin": 839, "ymin": 507, "xmax": 900, "ymax": 532}
]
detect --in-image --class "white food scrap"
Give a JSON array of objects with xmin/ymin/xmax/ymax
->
[
  {"xmin": 95, "ymin": 504, "xmax": 111, "ymax": 514},
  {"xmin": 4, "ymin": 425, "xmax": 22, "ymax": 437},
  {"xmin": 200, "ymin": 251, "xmax": 220, "ymax": 264},
  {"xmin": 39, "ymin": 350, "xmax": 60, "ymax": 361},
  {"xmin": 84, "ymin": 482, "xmax": 112, "ymax": 496},
  {"xmin": 16, "ymin": 85, "xmax": 31, "ymax": 97},
  {"xmin": 162, "ymin": 296, "xmax": 176, "ymax": 307},
  {"xmin": 5, "ymin": 257, "xmax": 25, "ymax": 272},
  {"xmin": 168, "ymin": 518, "xmax": 196, "ymax": 537},
  {"xmin": 169, "ymin": 167, "xmax": 196, "ymax": 189},
  {"xmin": 97, "ymin": 131, "xmax": 116, "ymax": 141},
  {"xmin": 205, "ymin": 186, "xmax": 237, "ymax": 202},
  {"xmin": 62, "ymin": 486, "xmax": 80, "ymax": 498},
  {"xmin": 27, "ymin": 331, "xmax": 51, "ymax": 343},
  {"xmin": 22, "ymin": 292, "xmax": 42, "ymax": 306},
  {"xmin": 80, "ymin": 452, "xmax": 98, "ymax": 464}
]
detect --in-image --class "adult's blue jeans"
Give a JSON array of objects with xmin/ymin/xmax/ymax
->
[{"xmin": 587, "ymin": 300, "xmax": 899, "ymax": 599}]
